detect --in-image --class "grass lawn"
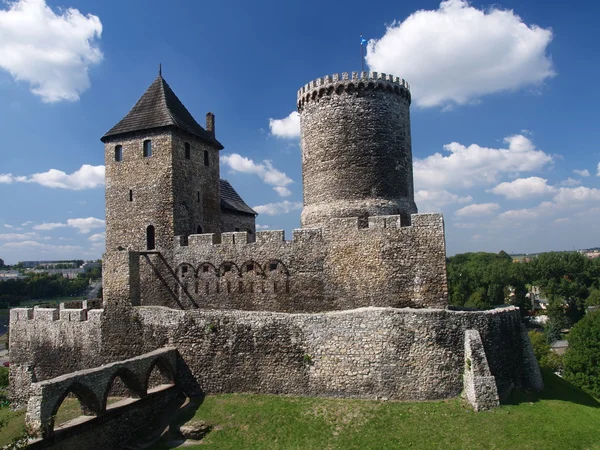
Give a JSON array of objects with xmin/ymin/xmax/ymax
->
[
  {"xmin": 151, "ymin": 370, "xmax": 600, "ymax": 450},
  {"xmin": 2, "ymin": 371, "xmax": 600, "ymax": 449}
]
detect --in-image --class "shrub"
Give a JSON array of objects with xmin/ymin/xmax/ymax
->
[
  {"xmin": 0, "ymin": 367, "xmax": 8, "ymax": 388},
  {"xmin": 563, "ymin": 310, "xmax": 600, "ymax": 398}
]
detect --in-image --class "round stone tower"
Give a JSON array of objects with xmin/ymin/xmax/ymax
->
[{"xmin": 297, "ymin": 71, "xmax": 417, "ymax": 228}]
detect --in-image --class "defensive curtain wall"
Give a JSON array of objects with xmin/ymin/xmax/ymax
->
[
  {"xmin": 10, "ymin": 300, "xmax": 541, "ymax": 415},
  {"xmin": 132, "ymin": 213, "xmax": 447, "ymax": 311}
]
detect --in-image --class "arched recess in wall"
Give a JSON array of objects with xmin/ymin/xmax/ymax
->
[
  {"xmin": 241, "ymin": 260, "xmax": 265, "ymax": 294},
  {"xmin": 145, "ymin": 358, "xmax": 175, "ymax": 393},
  {"xmin": 146, "ymin": 225, "xmax": 155, "ymax": 250},
  {"xmin": 102, "ymin": 368, "xmax": 145, "ymax": 410},
  {"xmin": 265, "ymin": 259, "xmax": 290, "ymax": 294},
  {"xmin": 50, "ymin": 382, "xmax": 101, "ymax": 433}
]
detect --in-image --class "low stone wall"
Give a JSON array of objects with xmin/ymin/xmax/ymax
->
[
  {"xmin": 26, "ymin": 347, "xmax": 177, "ymax": 438},
  {"xmin": 27, "ymin": 385, "xmax": 184, "ymax": 450},
  {"xmin": 10, "ymin": 303, "xmax": 540, "ymax": 411},
  {"xmin": 135, "ymin": 305, "xmax": 536, "ymax": 401},
  {"xmin": 9, "ymin": 307, "xmax": 105, "ymax": 409}
]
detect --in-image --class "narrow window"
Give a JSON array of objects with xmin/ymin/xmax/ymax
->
[
  {"xmin": 197, "ymin": 191, "xmax": 200, "ymax": 203},
  {"xmin": 143, "ymin": 140, "xmax": 152, "ymax": 158},
  {"xmin": 223, "ymin": 264, "xmax": 232, "ymax": 273},
  {"xmin": 204, "ymin": 150, "xmax": 209, "ymax": 166},
  {"xmin": 203, "ymin": 265, "xmax": 209, "ymax": 273},
  {"xmin": 197, "ymin": 225, "xmax": 203, "ymax": 234},
  {"xmin": 246, "ymin": 263, "xmax": 254, "ymax": 272},
  {"xmin": 181, "ymin": 266, "xmax": 188, "ymax": 276},
  {"xmin": 146, "ymin": 225, "xmax": 155, "ymax": 250},
  {"xmin": 269, "ymin": 262, "xmax": 278, "ymax": 272},
  {"xmin": 235, "ymin": 227, "xmax": 240, "ymax": 232},
  {"xmin": 184, "ymin": 142, "xmax": 190, "ymax": 159},
  {"xmin": 114, "ymin": 145, "xmax": 123, "ymax": 162},
  {"xmin": 129, "ymin": 190, "xmax": 133, "ymax": 202}
]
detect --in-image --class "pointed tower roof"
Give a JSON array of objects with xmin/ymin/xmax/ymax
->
[{"xmin": 101, "ymin": 73, "xmax": 223, "ymax": 149}]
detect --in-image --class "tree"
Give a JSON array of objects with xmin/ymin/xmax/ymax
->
[{"xmin": 563, "ymin": 310, "xmax": 600, "ymax": 398}]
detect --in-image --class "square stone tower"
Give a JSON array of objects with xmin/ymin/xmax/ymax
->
[{"xmin": 100, "ymin": 72, "xmax": 225, "ymax": 253}]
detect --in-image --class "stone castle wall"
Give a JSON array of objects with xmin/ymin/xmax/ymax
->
[
  {"xmin": 10, "ymin": 304, "xmax": 535, "ymax": 407},
  {"xmin": 132, "ymin": 213, "xmax": 447, "ymax": 311}
]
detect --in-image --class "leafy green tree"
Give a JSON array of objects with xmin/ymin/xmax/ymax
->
[
  {"xmin": 563, "ymin": 311, "xmax": 600, "ymax": 398},
  {"xmin": 585, "ymin": 288, "xmax": 600, "ymax": 308}
]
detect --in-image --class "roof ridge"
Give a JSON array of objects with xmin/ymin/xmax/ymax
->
[{"xmin": 101, "ymin": 75, "xmax": 224, "ymax": 149}]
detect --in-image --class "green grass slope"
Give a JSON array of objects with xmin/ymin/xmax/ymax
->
[
  {"xmin": 1, "ymin": 370, "xmax": 599, "ymax": 449},
  {"xmin": 152, "ymin": 370, "xmax": 600, "ymax": 450}
]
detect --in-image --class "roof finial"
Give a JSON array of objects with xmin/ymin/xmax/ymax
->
[{"xmin": 159, "ymin": 63, "xmax": 162, "ymax": 77}]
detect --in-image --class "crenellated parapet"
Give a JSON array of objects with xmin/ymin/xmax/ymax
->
[
  {"xmin": 10, "ymin": 306, "xmax": 104, "ymax": 323},
  {"xmin": 136, "ymin": 213, "xmax": 446, "ymax": 312},
  {"xmin": 172, "ymin": 213, "xmax": 440, "ymax": 250},
  {"xmin": 297, "ymin": 72, "xmax": 411, "ymax": 110}
]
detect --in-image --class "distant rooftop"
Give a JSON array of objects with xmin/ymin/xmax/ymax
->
[{"xmin": 101, "ymin": 72, "xmax": 223, "ymax": 149}]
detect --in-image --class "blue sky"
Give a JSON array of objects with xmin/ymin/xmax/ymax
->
[{"xmin": 0, "ymin": 0, "xmax": 599, "ymax": 264}]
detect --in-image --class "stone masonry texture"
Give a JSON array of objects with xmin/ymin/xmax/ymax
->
[
  {"xmin": 9, "ymin": 69, "xmax": 543, "ymax": 435},
  {"xmin": 298, "ymin": 72, "xmax": 417, "ymax": 228}
]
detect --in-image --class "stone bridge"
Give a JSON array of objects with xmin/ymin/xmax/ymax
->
[{"xmin": 26, "ymin": 347, "xmax": 177, "ymax": 441}]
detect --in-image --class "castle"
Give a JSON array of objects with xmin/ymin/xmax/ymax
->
[{"xmin": 9, "ymin": 70, "xmax": 542, "ymax": 446}]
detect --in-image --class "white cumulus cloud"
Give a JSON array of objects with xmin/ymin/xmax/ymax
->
[
  {"xmin": 253, "ymin": 201, "xmax": 303, "ymax": 216},
  {"xmin": 414, "ymin": 134, "xmax": 553, "ymax": 190},
  {"xmin": 415, "ymin": 189, "xmax": 472, "ymax": 212},
  {"xmin": 0, "ymin": 0, "xmax": 103, "ymax": 102},
  {"xmin": 573, "ymin": 169, "xmax": 591, "ymax": 177},
  {"xmin": 88, "ymin": 232, "xmax": 105, "ymax": 242},
  {"xmin": 365, "ymin": 0, "xmax": 554, "ymax": 108},
  {"xmin": 490, "ymin": 177, "xmax": 556, "ymax": 199},
  {"xmin": 455, "ymin": 203, "xmax": 500, "ymax": 217},
  {"xmin": 221, "ymin": 154, "xmax": 293, "ymax": 197},
  {"xmin": 67, "ymin": 217, "xmax": 105, "ymax": 234},
  {"xmin": 269, "ymin": 111, "xmax": 300, "ymax": 139},
  {"xmin": 33, "ymin": 217, "xmax": 104, "ymax": 234},
  {"xmin": 0, "ymin": 164, "xmax": 105, "ymax": 190},
  {"xmin": 33, "ymin": 222, "xmax": 67, "ymax": 231}
]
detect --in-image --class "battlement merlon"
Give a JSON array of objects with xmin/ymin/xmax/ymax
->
[
  {"xmin": 297, "ymin": 72, "xmax": 411, "ymax": 101},
  {"xmin": 172, "ymin": 213, "xmax": 443, "ymax": 249},
  {"xmin": 10, "ymin": 307, "xmax": 104, "ymax": 323}
]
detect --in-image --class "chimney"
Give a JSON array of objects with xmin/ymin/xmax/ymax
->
[{"xmin": 206, "ymin": 112, "xmax": 215, "ymax": 137}]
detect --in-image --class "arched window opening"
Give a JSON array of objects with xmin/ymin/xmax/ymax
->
[
  {"xmin": 269, "ymin": 262, "xmax": 278, "ymax": 272},
  {"xmin": 145, "ymin": 359, "xmax": 174, "ymax": 393},
  {"xmin": 114, "ymin": 145, "xmax": 123, "ymax": 162},
  {"xmin": 129, "ymin": 190, "xmax": 133, "ymax": 202},
  {"xmin": 204, "ymin": 150, "xmax": 209, "ymax": 166},
  {"xmin": 146, "ymin": 225, "xmax": 155, "ymax": 250},
  {"xmin": 143, "ymin": 140, "xmax": 152, "ymax": 158},
  {"xmin": 197, "ymin": 225, "xmax": 203, "ymax": 234},
  {"xmin": 103, "ymin": 371, "xmax": 144, "ymax": 410},
  {"xmin": 184, "ymin": 142, "xmax": 191, "ymax": 159},
  {"xmin": 52, "ymin": 384, "xmax": 100, "ymax": 432}
]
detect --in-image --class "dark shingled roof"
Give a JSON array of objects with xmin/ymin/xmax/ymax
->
[
  {"xmin": 220, "ymin": 180, "xmax": 257, "ymax": 216},
  {"xmin": 101, "ymin": 74, "xmax": 223, "ymax": 149}
]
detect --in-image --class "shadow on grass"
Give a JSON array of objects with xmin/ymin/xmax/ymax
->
[
  {"xmin": 506, "ymin": 369, "xmax": 600, "ymax": 408},
  {"xmin": 144, "ymin": 395, "xmax": 206, "ymax": 450}
]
